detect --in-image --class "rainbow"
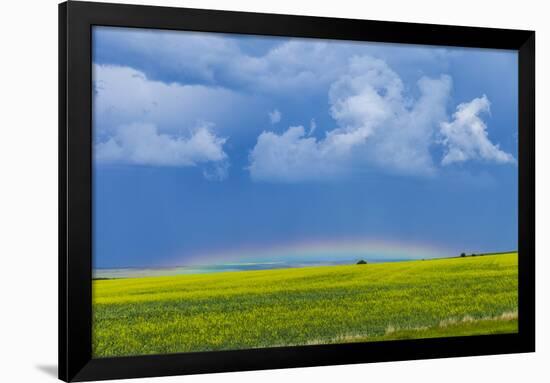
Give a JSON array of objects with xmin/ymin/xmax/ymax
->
[{"xmin": 166, "ymin": 238, "xmax": 455, "ymax": 267}]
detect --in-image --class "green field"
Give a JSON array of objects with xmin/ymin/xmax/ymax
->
[{"xmin": 92, "ymin": 252, "xmax": 518, "ymax": 357}]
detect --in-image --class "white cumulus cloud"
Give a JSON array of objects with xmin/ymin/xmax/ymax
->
[
  {"xmin": 93, "ymin": 64, "xmax": 250, "ymax": 137},
  {"xmin": 440, "ymin": 95, "xmax": 516, "ymax": 165},
  {"xmin": 95, "ymin": 122, "xmax": 229, "ymax": 178},
  {"xmin": 248, "ymin": 126, "xmax": 348, "ymax": 182},
  {"xmin": 249, "ymin": 56, "xmax": 452, "ymax": 182},
  {"xmin": 92, "ymin": 64, "xmax": 241, "ymax": 180}
]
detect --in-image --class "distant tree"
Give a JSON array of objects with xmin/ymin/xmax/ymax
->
[
  {"xmin": 356, "ymin": 259, "xmax": 367, "ymax": 265},
  {"xmin": 460, "ymin": 253, "xmax": 466, "ymax": 258},
  {"xmin": 471, "ymin": 253, "xmax": 477, "ymax": 257}
]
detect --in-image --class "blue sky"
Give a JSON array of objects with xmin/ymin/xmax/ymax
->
[{"xmin": 92, "ymin": 26, "xmax": 518, "ymax": 269}]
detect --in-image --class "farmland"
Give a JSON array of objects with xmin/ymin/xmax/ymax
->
[{"xmin": 92, "ymin": 252, "xmax": 518, "ymax": 357}]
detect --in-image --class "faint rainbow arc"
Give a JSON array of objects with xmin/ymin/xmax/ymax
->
[{"xmin": 167, "ymin": 238, "xmax": 454, "ymax": 267}]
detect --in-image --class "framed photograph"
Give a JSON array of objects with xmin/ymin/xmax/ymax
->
[{"xmin": 59, "ymin": 1, "xmax": 535, "ymax": 381}]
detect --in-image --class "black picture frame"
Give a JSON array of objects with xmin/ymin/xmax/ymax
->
[{"xmin": 59, "ymin": 1, "xmax": 535, "ymax": 381}]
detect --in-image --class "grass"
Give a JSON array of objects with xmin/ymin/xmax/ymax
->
[{"xmin": 92, "ymin": 252, "xmax": 518, "ymax": 357}]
